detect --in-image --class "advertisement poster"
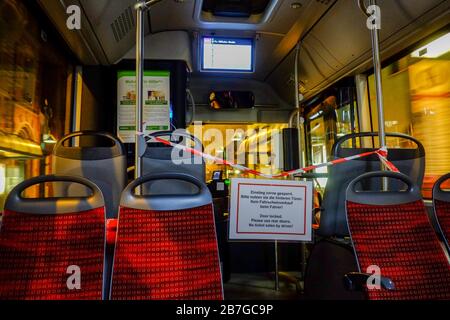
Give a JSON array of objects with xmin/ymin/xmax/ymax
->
[
  {"xmin": 117, "ymin": 70, "xmax": 171, "ymax": 143},
  {"xmin": 229, "ymin": 178, "xmax": 313, "ymax": 242}
]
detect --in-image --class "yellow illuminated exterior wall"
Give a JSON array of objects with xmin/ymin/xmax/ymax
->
[
  {"xmin": 368, "ymin": 39, "xmax": 450, "ymax": 197},
  {"xmin": 187, "ymin": 123, "xmax": 288, "ymax": 181},
  {"xmin": 0, "ymin": 0, "xmax": 72, "ymax": 211}
]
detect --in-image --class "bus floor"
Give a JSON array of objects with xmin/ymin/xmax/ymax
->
[{"xmin": 223, "ymin": 273, "xmax": 303, "ymax": 300}]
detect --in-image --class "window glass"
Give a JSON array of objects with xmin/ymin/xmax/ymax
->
[
  {"xmin": 304, "ymin": 86, "xmax": 359, "ymax": 190},
  {"xmin": 368, "ymin": 31, "xmax": 450, "ymax": 197},
  {"xmin": 308, "ymin": 115, "xmax": 328, "ymax": 188},
  {"xmin": 0, "ymin": 1, "xmax": 72, "ymax": 211},
  {"xmin": 187, "ymin": 123, "xmax": 288, "ymax": 180}
]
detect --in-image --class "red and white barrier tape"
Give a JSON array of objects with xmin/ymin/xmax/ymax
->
[
  {"xmin": 377, "ymin": 148, "xmax": 400, "ymax": 173},
  {"xmin": 146, "ymin": 135, "xmax": 399, "ymax": 178}
]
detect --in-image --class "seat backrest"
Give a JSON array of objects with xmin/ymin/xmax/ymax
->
[
  {"xmin": 432, "ymin": 173, "xmax": 450, "ymax": 252},
  {"xmin": 142, "ymin": 131, "xmax": 205, "ymax": 195},
  {"xmin": 110, "ymin": 173, "xmax": 223, "ymax": 300},
  {"xmin": 52, "ymin": 131, "xmax": 127, "ymax": 219},
  {"xmin": 0, "ymin": 176, "xmax": 106, "ymax": 300},
  {"xmin": 319, "ymin": 132, "xmax": 425, "ymax": 237},
  {"xmin": 346, "ymin": 171, "xmax": 450, "ymax": 300}
]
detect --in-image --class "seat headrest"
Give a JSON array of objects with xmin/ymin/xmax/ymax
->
[
  {"xmin": 53, "ymin": 131, "xmax": 125, "ymax": 160},
  {"xmin": 433, "ymin": 173, "xmax": 450, "ymax": 202},
  {"xmin": 346, "ymin": 171, "xmax": 422, "ymax": 205},
  {"xmin": 120, "ymin": 173, "xmax": 212, "ymax": 211},
  {"xmin": 5, "ymin": 175, "xmax": 105, "ymax": 214}
]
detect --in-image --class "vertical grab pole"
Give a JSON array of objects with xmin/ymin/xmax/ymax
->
[
  {"xmin": 288, "ymin": 42, "xmax": 306, "ymax": 289},
  {"xmin": 294, "ymin": 42, "xmax": 301, "ymax": 111},
  {"xmin": 134, "ymin": 1, "xmax": 163, "ymax": 182},
  {"xmin": 289, "ymin": 41, "xmax": 306, "ymax": 278},
  {"xmin": 369, "ymin": 0, "xmax": 388, "ymax": 190},
  {"xmin": 274, "ymin": 240, "xmax": 279, "ymax": 291},
  {"xmin": 292, "ymin": 42, "xmax": 303, "ymax": 171},
  {"xmin": 359, "ymin": 0, "xmax": 388, "ymax": 189},
  {"xmin": 293, "ymin": 41, "xmax": 307, "ymax": 282},
  {"xmin": 135, "ymin": 2, "xmax": 145, "ymax": 181},
  {"xmin": 369, "ymin": 0, "xmax": 386, "ymax": 151}
]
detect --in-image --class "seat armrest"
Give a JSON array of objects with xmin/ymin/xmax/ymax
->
[{"xmin": 344, "ymin": 272, "xmax": 395, "ymax": 291}]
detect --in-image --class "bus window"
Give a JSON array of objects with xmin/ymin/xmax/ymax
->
[
  {"xmin": 305, "ymin": 84, "xmax": 359, "ymax": 190},
  {"xmin": 0, "ymin": 1, "xmax": 73, "ymax": 211},
  {"xmin": 336, "ymin": 103, "xmax": 359, "ymax": 139},
  {"xmin": 308, "ymin": 115, "xmax": 328, "ymax": 189},
  {"xmin": 368, "ymin": 30, "xmax": 450, "ymax": 198}
]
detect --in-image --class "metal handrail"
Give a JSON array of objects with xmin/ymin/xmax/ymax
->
[
  {"xmin": 134, "ymin": 0, "xmax": 164, "ymax": 182},
  {"xmin": 357, "ymin": 0, "xmax": 388, "ymax": 189},
  {"xmin": 357, "ymin": 0, "xmax": 370, "ymax": 17},
  {"xmin": 358, "ymin": 0, "xmax": 386, "ymax": 150}
]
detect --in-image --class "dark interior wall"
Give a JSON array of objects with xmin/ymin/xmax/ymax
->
[
  {"xmin": 78, "ymin": 60, "xmax": 187, "ymax": 162},
  {"xmin": 80, "ymin": 66, "xmax": 116, "ymax": 133},
  {"xmin": 79, "ymin": 60, "xmax": 188, "ymax": 134},
  {"xmin": 229, "ymin": 242, "xmax": 302, "ymax": 273}
]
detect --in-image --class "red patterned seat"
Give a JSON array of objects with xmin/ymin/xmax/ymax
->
[
  {"xmin": 433, "ymin": 173, "xmax": 450, "ymax": 251},
  {"xmin": 0, "ymin": 176, "xmax": 106, "ymax": 300},
  {"xmin": 435, "ymin": 200, "xmax": 450, "ymax": 244},
  {"xmin": 110, "ymin": 173, "xmax": 223, "ymax": 300},
  {"xmin": 346, "ymin": 172, "xmax": 450, "ymax": 300}
]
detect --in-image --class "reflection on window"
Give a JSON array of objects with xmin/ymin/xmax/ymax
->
[
  {"xmin": 0, "ymin": 0, "xmax": 72, "ymax": 211},
  {"xmin": 337, "ymin": 104, "xmax": 358, "ymax": 138},
  {"xmin": 368, "ymin": 31, "xmax": 450, "ymax": 198}
]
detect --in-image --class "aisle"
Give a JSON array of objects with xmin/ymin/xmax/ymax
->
[{"xmin": 223, "ymin": 273, "xmax": 303, "ymax": 300}]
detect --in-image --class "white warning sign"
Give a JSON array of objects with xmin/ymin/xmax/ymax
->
[{"xmin": 229, "ymin": 178, "xmax": 313, "ymax": 242}]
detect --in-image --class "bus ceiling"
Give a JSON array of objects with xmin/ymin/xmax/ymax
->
[{"xmin": 36, "ymin": 0, "xmax": 449, "ymax": 100}]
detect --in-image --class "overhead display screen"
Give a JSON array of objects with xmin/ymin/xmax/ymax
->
[{"xmin": 201, "ymin": 37, "xmax": 254, "ymax": 72}]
